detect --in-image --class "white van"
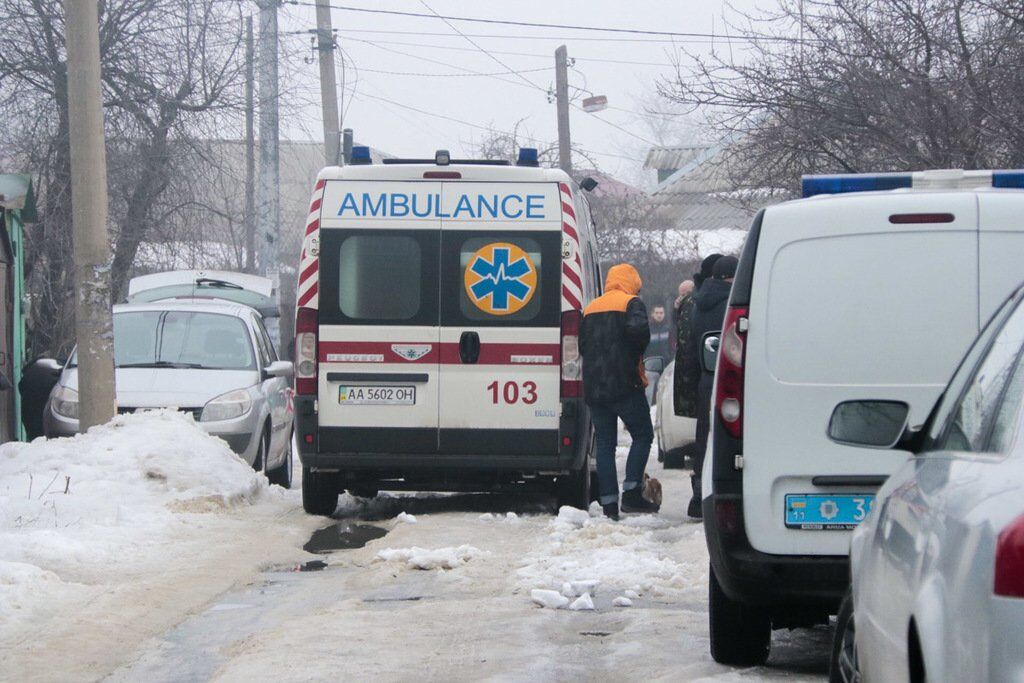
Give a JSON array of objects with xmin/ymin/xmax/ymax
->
[
  {"xmin": 292, "ymin": 148, "xmax": 602, "ymax": 515},
  {"xmin": 702, "ymin": 169, "xmax": 1024, "ymax": 666}
]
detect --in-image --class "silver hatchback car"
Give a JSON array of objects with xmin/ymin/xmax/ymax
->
[{"xmin": 43, "ymin": 301, "xmax": 295, "ymax": 487}]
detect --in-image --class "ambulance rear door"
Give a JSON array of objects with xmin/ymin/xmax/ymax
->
[
  {"xmin": 316, "ymin": 180, "xmax": 441, "ymax": 454},
  {"xmin": 438, "ymin": 182, "xmax": 563, "ymax": 457}
]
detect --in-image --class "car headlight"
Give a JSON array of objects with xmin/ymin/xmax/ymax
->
[
  {"xmin": 52, "ymin": 386, "xmax": 79, "ymax": 420},
  {"xmin": 200, "ymin": 389, "xmax": 253, "ymax": 422}
]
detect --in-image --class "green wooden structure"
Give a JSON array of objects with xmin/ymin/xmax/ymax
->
[{"xmin": 0, "ymin": 174, "xmax": 36, "ymax": 442}]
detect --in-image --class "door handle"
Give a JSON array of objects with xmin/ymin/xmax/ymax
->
[{"xmin": 459, "ymin": 331, "xmax": 480, "ymax": 364}]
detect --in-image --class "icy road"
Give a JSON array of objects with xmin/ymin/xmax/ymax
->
[{"xmin": 1, "ymin": 412, "xmax": 829, "ymax": 681}]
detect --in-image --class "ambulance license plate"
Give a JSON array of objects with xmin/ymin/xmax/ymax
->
[
  {"xmin": 338, "ymin": 385, "xmax": 415, "ymax": 405},
  {"xmin": 785, "ymin": 494, "xmax": 875, "ymax": 530}
]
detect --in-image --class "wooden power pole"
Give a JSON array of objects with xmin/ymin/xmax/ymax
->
[
  {"xmin": 555, "ymin": 45, "xmax": 572, "ymax": 176},
  {"xmin": 63, "ymin": 0, "xmax": 116, "ymax": 429},
  {"xmin": 244, "ymin": 15, "xmax": 256, "ymax": 273},
  {"xmin": 315, "ymin": 0, "xmax": 341, "ymax": 166}
]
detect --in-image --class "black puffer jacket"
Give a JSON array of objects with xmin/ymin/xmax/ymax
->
[
  {"xmin": 579, "ymin": 264, "xmax": 650, "ymax": 405},
  {"xmin": 679, "ymin": 277, "xmax": 732, "ymax": 411}
]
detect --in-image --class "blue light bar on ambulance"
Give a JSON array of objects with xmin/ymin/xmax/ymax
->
[
  {"xmin": 803, "ymin": 169, "xmax": 1024, "ymax": 198},
  {"xmin": 350, "ymin": 145, "xmax": 371, "ymax": 165},
  {"xmin": 517, "ymin": 147, "xmax": 539, "ymax": 167}
]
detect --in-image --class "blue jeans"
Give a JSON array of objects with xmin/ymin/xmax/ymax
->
[{"xmin": 590, "ymin": 390, "xmax": 654, "ymax": 506}]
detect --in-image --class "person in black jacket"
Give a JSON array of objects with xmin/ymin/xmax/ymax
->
[
  {"xmin": 674, "ymin": 254, "xmax": 722, "ymax": 418},
  {"xmin": 579, "ymin": 264, "xmax": 659, "ymax": 520},
  {"xmin": 682, "ymin": 255, "xmax": 738, "ymax": 519}
]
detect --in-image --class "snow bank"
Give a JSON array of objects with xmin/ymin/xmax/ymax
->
[
  {"xmin": 376, "ymin": 545, "xmax": 489, "ymax": 570},
  {"xmin": 0, "ymin": 411, "xmax": 270, "ymax": 626},
  {"xmin": 518, "ymin": 510, "xmax": 704, "ymax": 605}
]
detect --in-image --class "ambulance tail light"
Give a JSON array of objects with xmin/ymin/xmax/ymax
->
[
  {"xmin": 295, "ymin": 307, "xmax": 318, "ymax": 396},
  {"xmin": 714, "ymin": 306, "xmax": 748, "ymax": 439},
  {"xmin": 560, "ymin": 310, "xmax": 582, "ymax": 398}
]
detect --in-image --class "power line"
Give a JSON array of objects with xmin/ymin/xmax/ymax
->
[
  {"xmin": 281, "ymin": 1, "xmax": 810, "ymax": 43},
  {"xmin": 324, "ymin": 27, "xmax": 752, "ymax": 44},
  {"xmin": 356, "ymin": 65, "xmax": 550, "ymax": 78},
  {"xmin": 417, "ymin": 0, "xmax": 548, "ymax": 94},
  {"xmin": 345, "ymin": 39, "xmax": 687, "ymax": 67}
]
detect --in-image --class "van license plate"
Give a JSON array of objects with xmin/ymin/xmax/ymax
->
[
  {"xmin": 785, "ymin": 494, "xmax": 875, "ymax": 530},
  {"xmin": 338, "ymin": 386, "xmax": 415, "ymax": 405}
]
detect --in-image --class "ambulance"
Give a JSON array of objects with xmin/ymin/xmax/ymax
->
[{"xmin": 292, "ymin": 147, "xmax": 602, "ymax": 515}]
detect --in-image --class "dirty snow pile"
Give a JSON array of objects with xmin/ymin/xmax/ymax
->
[
  {"xmin": 0, "ymin": 411, "xmax": 272, "ymax": 629},
  {"xmin": 376, "ymin": 545, "xmax": 489, "ymax": 571},
  {"xmin": 518, "ymin": 505, "xmax": 704, "ymax": 609}
]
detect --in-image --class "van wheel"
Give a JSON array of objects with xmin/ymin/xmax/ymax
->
[
  {"xmin": 709, "ymin": 564, "xmax": 771, "ymax": 666},
  {"xmin": 302, "ymin": 466, "xmax": 338, "ymax": 516},
  {"xmin": 267, "ymin": 431, "xmax": 293, "ymax": 489},
  {"xmin": 556, "ymin": 451, "xmax": 591, "ymax": 510},
  {"xmin": 829, "ymin": 587, "xmax": 860, "ymax": 683}
]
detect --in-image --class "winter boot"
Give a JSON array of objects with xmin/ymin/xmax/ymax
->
[
  {"xmin": 621, "ymin": 486, "xmax": 660, "ymax": 514},
  {"xmin": 687, "ymin": 476, "xmax": 703, "ymax": 519},
  {"xmin": 602, "ymin": 502, "xmax": 620, "ymax": 521}
]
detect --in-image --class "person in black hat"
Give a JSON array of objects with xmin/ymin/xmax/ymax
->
[
  {"xmin": 681, "ymin": 254, "xmax": 738, "ymax": 518},
  {"xmin": 673, "ymin": 254, "xmax": 723, "ymax": 421}
]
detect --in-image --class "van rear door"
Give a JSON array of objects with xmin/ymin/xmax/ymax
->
[
  {"xmin": 316, "ymin": 181, "xmax": 441, "ymax": 454},
  {"xmin": 438, "ymin": 182, "xmax": 563, "ymax": 456},
  {"xmin": 743, "ymin": 192, "xmax": 979, "ymax": 556},
  {"xmin": 978, "ymin": 193, "xmax": 1024, "ymax": 323}
]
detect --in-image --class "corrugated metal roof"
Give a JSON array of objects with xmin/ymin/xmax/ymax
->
[{"xmin": 643, "ymin": 145, "xmax": 711, "ymax": 171}]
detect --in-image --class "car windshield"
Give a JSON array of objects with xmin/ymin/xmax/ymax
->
[{"xmin": 70, "ymin": 311, "xmax": 255, "ymax": 370}]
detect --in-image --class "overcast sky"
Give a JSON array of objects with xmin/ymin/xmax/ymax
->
[{"xmin": 276, "ymin": 0, "xmax": 776, "ymax": 187}]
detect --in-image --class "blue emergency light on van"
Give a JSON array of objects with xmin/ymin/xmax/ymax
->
[
  {"xmin": 802, "ymin": 173, "xmax": 912, "ymax": 198},
  {"xmin": 803, "ymin": 169, "xmax": 1024, "ymax": 197},
  {"xmin": 350, "ymin": 145, "xmax": 372, "ymax": 165},
  {"xmin": 517, "ymin": 147, "xmax": 539, "ymax": 167}
]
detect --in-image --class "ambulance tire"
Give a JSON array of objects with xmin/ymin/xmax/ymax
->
[
  {"xmin": 556, "ymin": 452, "xmax": 591, "ymax": 510},
  {"xmin": 302, "ymin": 466, "xmax": 339, "ymax": 516}
]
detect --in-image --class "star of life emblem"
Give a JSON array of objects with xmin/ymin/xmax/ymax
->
[{"xmin": 391, "ymin": 344, "xmax": 432, "ymax": 361}]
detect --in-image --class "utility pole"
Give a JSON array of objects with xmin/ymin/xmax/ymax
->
[
  {"xmin": 244, "ymin": 15, "xmax": 256, "ymax": 274},
  {"xmin": 555, "ymin": 45, "xmax": 572, "ymax": 176},
  {"xmin": 64, "ymin": 0, "xmax": 116, "ymax": 429},
  {"xmin": 256, "ymin": 0, "xmax": 280, "ymax": 276},
  {"xmin": 315, "ymin": 0, "xmax": 341, "ymax": 166}
]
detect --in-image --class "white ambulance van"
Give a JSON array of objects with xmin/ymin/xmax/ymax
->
[
  {"xmin": 292, "ymin": 148, "xmax": 602, "ymax": 515},
  {"xmin": 702, "ymin": 169, "xmax": 1024, "ymax": 666}
]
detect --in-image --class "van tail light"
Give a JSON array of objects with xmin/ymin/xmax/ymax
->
[
  {"xmin": 560, "ymin": 310, "xmax": 582, "ymax": 399},
  {"xmin": 295, "ymin": 306, "xmax": 318, "ymax": 396},
  {"xmin": 995, "ymin": 512, "xmax": 1024, "ymax": 598},
  {"xmin": 714, "ymin": 306, "xmax": 748, "ymax": 439}
]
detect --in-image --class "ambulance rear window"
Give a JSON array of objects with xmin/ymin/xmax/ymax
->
[{"xmin": 338, "ymin": 235, "xmax": 421, "ymax": 320}]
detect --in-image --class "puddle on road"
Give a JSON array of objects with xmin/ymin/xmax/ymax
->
[
  {"xmin": 295, "ymin": 560, "xmax": 328, "ymax": 572},
  {"xmin": 303, "ymin": 523, "xmax": 388, "ymax": 553}
]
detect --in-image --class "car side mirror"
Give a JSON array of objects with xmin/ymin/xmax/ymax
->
[
  {"xmin": 644, "ymin": 356, "xmax": 664, "ymax": 375},
  {"xmin": 828, "ymin": 400, "xmax": 910, "ymax": 449},
  {"xmin": 264, "ymin": 360, "xmax": 294, "ymax": 379},
  {"xmin": 701, "ymin": 332, "xmax": 720, "ymax": 374},
  {"xmin": 36, "ymin": 358, "xmax": 64, "ymax": 377}
]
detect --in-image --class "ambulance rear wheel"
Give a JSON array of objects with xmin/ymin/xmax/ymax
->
[
  {"xmin": 302, "ymin": 466, "xmax": 338, "ymax": 516},
  {"xmin": 556, "ymin": 451, "xmax": 591, "ymax": 511}
]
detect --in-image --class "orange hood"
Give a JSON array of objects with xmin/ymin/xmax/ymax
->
[{"xmin": 604, "ymin": 264, "xmax": 642, "ymax": 296}]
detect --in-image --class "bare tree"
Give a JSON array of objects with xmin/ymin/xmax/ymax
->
[
  {"xmin": 659, "ymin": 0, "xmax": 1024, "ymax": 196},
  {"xmin": 0, "ymin": 0, "xmax": 246, "ymax": 355}
]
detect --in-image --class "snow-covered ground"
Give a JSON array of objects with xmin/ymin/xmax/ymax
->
[
  {"xmin": 0, "ymin": 411, "xmax": 320, "ymax": 681},
  {"xmin": 2, "ymin": 410, "xmax": 830, "ymax": 681}
]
